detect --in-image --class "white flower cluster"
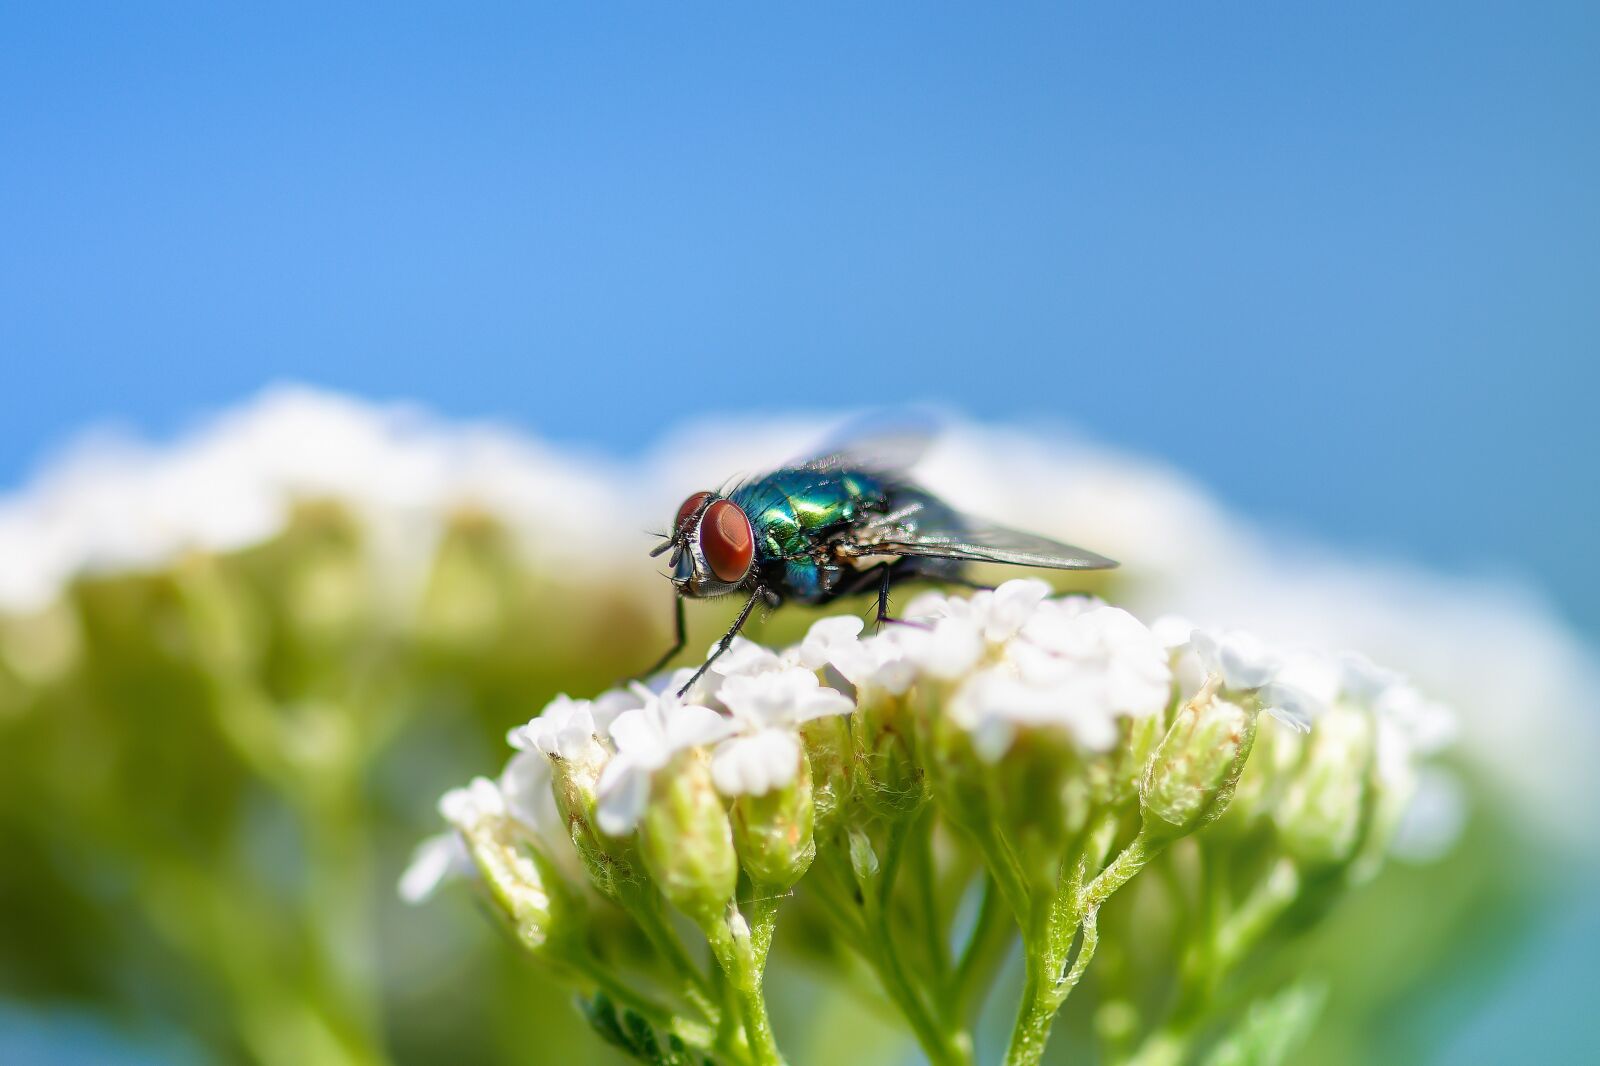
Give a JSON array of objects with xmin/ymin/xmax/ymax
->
[
  {"xmin": 2, "ymin": 388, "xmax": 1592, "ymax": 846},
  {"xmin": 403, "ymin": 581, "xmax": 1462, "ymax": 903},
  {"xmin": 0, "ymin": 387, "xmax": 634, "ymax": 614}
]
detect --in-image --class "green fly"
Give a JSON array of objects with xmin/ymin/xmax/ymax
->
[{"xmin": 645, "ymin": 429, "xmax": 1117, "ymax": 694}]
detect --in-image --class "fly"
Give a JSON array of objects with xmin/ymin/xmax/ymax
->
[{"xmin": 642, "ymin": 428, "xmax": 1117, "ymax": 694}]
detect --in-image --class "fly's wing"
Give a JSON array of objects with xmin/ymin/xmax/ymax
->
[
  {"xmin": 793, "ymin": 411, "xmax": 941, "ymax": 475},
  {"xmin": 843, "ymin": 502, "xmax": 1118, "ymax": 571}
]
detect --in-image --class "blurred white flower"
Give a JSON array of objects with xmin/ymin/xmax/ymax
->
[
  {"xmin": 712, "ymin": 636, "xmax": 797, "ymax": 678},
  {"xmin": 907, "ymin": 578, "xmax": 1052, "ymax": 644},
  {"xmin": 398, "ymin": 832, "xmax": 475, "ymax": 904},
  {"xmin": 1390, "ymin": 766, "xmax": 1469, "ymax": 863},
  {"xmin": 1190, "ymin": 628, "xmax": 1283, "ymax": 692},
  {"xmin": 797, "ymin": 615, "xmax": 866, "ymax": 671},
  {"xmin": 499, "ymin": 752, "xmax": 560, "ymax": 837},
  {"xmin": 1173, "ymin": 625, "xmax": 1322, "ymax": 731},
  {"xmin": 1374, "ymin": 683, "xmax": 1458, "ymax": 757},
  {"xmin": 439, "ymin": 776, "xmax": 508, "ymax": 831}
]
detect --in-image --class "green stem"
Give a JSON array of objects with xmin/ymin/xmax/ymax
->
[
  {"xmin": 863, "ymin": 824, "xmax": 971, "ymax": 1066},
  {"xmin": 972, "ymin": 822, "xmax": 1032, "ymax": 927},
  {"xmin": 1004, "ymin": 829, "xmax": 1164, "ymax": 1066},
  {"xmin": 813, "ymin": 838, "xmax": 970, "ymax": 1066},
  {"xmin": 1080, "ymin": 830, "xmax": 1158, "ymax": 916},
  {"xmin": 568, "ymin": 956, "xmax": 717, "ymax": 1053},
  {"xmin": 909, "ymin": 807, "xmax": 950, "ymax": 983},
  {"xmin": 702, "ymin": 907, "xmax": 785, "ymax": 1066},
  {"xmin": 625, "ymin": 891, "xmax": 721, "ymax": 1023}
]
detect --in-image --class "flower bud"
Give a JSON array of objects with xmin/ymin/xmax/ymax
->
[
  {"xmin": 1274, "ymin": 704, "xmax": 1374, "ymax": 868},
  {"xmin": 550, "ymin": 756, "xmax": 644, "ymax": 901},
  {"xmin": 1088, "ymin": 713, "xmax": 1164, "ymax": 810},
  {"xmin": 439, "ymin": 778, "xmax": 573, "ymax": 953},
  {"xmin": 799, "ymin": 714, "xmax": 854, "ymax": 832},
  {"xmin": 1213, "ymin": 718, "xmax": 1305, "ymax": 836},
  {"xmin": 638, "ymin": 754, "xmax": 739, "ymax": 924},
  {"xmin": 731, "ymin": 753, "xmax": 817, "ymax": 890},
  {"xmin": 1141, "ymin": 684, "xmax": 1258, "ymax": 841},
  {"xmin": 852, "ymin": 689, "xmax": 925, "ymax": 818}
]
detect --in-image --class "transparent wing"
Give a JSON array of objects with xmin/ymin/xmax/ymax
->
[
  {"xmin": 792, "ymin": 410, "xmax": 941, "ymax": 474},
  {"xmin": 845, "ymin": 503, "xmax": 1118, "ymax": 571}
]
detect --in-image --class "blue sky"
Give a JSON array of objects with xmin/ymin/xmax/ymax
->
[
  {"xmin": 0, "ymin": 5, "xmax": 1596, "ymax": 1060},
  {"xmin": 3, "ymin": 4, "xmax": 1595, "ymax": 636}
]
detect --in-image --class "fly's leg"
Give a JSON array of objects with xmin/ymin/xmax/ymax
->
[
  {"xmin": 874, "ymin": 565, "xmax": 931, "ymax": 632},
  {"xmin": 635, "ymin": 594, "xmax": 688, "ymax": 680},
  {"xmin": 677, "ymin": 587, "xmax": 764, "ymax": 697}
]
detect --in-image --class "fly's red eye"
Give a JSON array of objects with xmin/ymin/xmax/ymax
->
[
  {"xmin": 700, "ymin": 500, "xmax": 754, "ymax": 583},
  {"xmin": 675, "ymin": 491, "xmax": 713, "ymax": 533}
]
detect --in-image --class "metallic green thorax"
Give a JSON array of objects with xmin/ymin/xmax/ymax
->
[{"xmin": 728, "ymin": 466, "xmax": 962, "ymax": 604}]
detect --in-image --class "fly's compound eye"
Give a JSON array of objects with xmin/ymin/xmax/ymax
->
[
  {"xmin": 699, "ymin": 500, "xmax": 754, "ymax": 583},
  {"xmin": 675, "ymin": 491, "xmax": 714, "ymax": 534}
]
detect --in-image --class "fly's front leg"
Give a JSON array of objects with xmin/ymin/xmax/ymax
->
[
  {"xmin": 635, "ymin": 594, "xmax": 688, "ymax": 680},
  {"xmin": 677, "ymin": 586, "xmax": 764, "ymax": 697}
]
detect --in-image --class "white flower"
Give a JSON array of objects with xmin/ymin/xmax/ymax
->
[
  {"xmin": 1150, "ymin": 614, "xmax": 1197, "ymax": 651},
  {"xmin": 1374, "ymin": 683, "xmax": 1457, "ymax": 757},
  {"xmin": 398, "ymin": 832, "xmax": 475, "ymax": 904},
  {"xmin": 714, "ymin": 635, "xmax": 796, "ymax": 678},
  {"xmin": 707, "ymin": 666, "xmax": 853, "ymax": 796},
  {"xmin": 885, "ymin": 615, "xmax": 985, "ymax": 682},
  {"xmin": 439, "ymin": 776, "xmax": 508, "ymax": 830},
  {"xmin": 595, "ymin": 690, "xmax": 735, "ymax": 834},
  {"xmin": 948, "ymin": 601, "xmax": 1171, "ymax": 761},
  {"xmin": 906, "ymin": 578, "xmax": 1052, "ymax": 643},
  {"xmin": 499, "ymin": 751, "xmax": 559, "ymax": 839},
  {"xmin": 1179, "ymin": 626, "xmax": 1323, "ymax": 730},
  {"xmin": 508, "ymin": 692, "xmax": 628, "ymax": 766},
  {"xmin": 1338, "ymin": 651, "xmax": 1404, "ymax": 703},
  {"xmin": 717, "ymin": 667, "xmax": 854, "ymax": 727},
  {"xmin": 711, "ymin": 728, "xmax": 804, "ymax": 796},
  {"xmin": 1190, "ymin": 628, "xmax": 1282, "ymax": 691},
  {"xmin": 797, "ymin": 615, "xmax": 866, "ymax": 671}
]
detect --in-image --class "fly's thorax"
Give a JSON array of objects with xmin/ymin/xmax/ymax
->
[{"xmin": 730, "ymin": 467, "xmax": 894, "ymax": 562}]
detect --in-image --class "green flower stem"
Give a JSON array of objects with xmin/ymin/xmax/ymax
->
[
  {"xmin": 565, "ymin": 955, "xmax": 717, "ymax": 1053},
  {"xmin": 1215, "ymin": 858, "xmax": 1300, "ymax": 970},
  {"xmin": 863, "ymin": 821, "xmax": 973, "ymax": 1066},
  {"xmin": 1005, "ymin": 828, "xmax": 1165, "ymax": 1066},
  {"xmin": 971, "ymin": 820, "xmax": 1032, "ymax": 927},
  {"xmin": 804, "ymin": 853, "xmax": 868, "ymax": 942},
  {"xmin": 622, "ymin": 890, "xmax": 722, "ymax": 1024},
  {"xmin": 1122, "ymin": 856, "xmax": 1303, "ymax": 1066},
  {"xmin": 1079, "ymin": 829, "xmax": 1159, "ymax": 916},
  {"xmin": 814, "ymin": 840, "xmax": 971, "ymax": 1066},
  {"xmin": 908, "ymin": 807, "xmax": 951, "ymax": 983},
  {"xmin": 701, "ymin": 907, "xmax": 786, "ymax": 1066}
]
